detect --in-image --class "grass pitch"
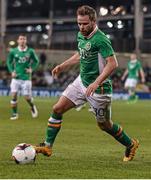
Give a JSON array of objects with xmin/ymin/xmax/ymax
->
[{"xmin": 0, "ymin": 96, "xmax": 151, "ymax": 179}]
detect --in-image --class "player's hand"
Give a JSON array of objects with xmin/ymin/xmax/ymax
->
[
  {"xmin": 26, "ymin": 68, "xmax": 32, "ymax": 73},
  {"xmin": 52, "ymin": 65, "xmax": 62, "ymax": 78},
  {"xmin": 11, "ymin": 72, "xmax": 17, "ymax": 78},
  {"xmin": 121, "ymin": 76, "xmax": 124, "ymax": 81},
  {"xmin": 86, "ymin": 81, "xmax": 99, "ymax": 96},
  {"xmin": 141, "ymin": 78, "xmax": 145, "ymax": 84}
]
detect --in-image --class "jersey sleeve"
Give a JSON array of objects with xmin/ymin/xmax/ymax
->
[
  {"xmin": 6, "ymin": 49, "xmax": 15, "ymax": 73},
  {"xmin": 137, "ymin": 60, "xmax": 142, "ymax": 70},
  {"xmin": 30, "ymin": 49, "xmax": 39, "ymax": 71},
  {"xmin": 98, "ymin": 38, "xmax": 115, "ymax": 58}
]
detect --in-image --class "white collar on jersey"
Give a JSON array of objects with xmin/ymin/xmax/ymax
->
[
  {"xmin": 84, "ymin": 25, "xmax": 98, "ymax": 39},
  {"xmin": 18, "ymin": 46, "xmax": 28, "ymax": 52},
  {"xmin": 131, "ymin": 59, "xmax": 137, "ymax": 63}
]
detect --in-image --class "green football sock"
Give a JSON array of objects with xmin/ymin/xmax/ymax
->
[
  {"xmin": 12, "ymin": 107, "xmax": 17, "ymax": 114},
  {"xmin": 45, "ymin": 113, "xmax": 62, "ymax": 147},
  {"xmin": 106, "ymin": 123, "xmax": 132, "ymax": 147},
  {"xmin": 11, "ymin": 100, "xmax": 17, "ymax": 114},
  {"xmin": 129, "ymin": 94, "xmax": 135, "ymax": 100}
]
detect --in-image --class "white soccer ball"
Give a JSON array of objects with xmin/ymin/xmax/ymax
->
[{"xmin": 12, "ymin": 143, "xmax": 36, "ymax": 164}]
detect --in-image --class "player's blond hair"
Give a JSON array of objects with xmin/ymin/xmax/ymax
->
[{"xmin": 77, "ymin": 5, "xmax": 97, "ymax": 22}]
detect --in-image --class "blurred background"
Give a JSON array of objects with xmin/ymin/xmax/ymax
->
[{"xmin": 0, "ymin": 0, "xmax": 151, "ymax": 98}]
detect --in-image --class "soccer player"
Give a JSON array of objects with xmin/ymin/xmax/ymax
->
[
  {"xmin": 7, "ymin": 34, "xmax": 39, "ymax": 120},
  {"xmin": 35, "ymin": 5, "xmax": 139, "ymax": 161},
  {"xmin": 121, "ymin": 53, "xmax": 145, "ymax": 102}
]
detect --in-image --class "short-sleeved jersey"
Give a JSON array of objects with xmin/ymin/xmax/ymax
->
[
  {"xmin": 127, "ymin": 60, "xmax": 142, "ymax": 80},
  {"xmin": 77, "ymin": 27, "xmax": 114, "ymax": 94},
  {"xmin": 7, "ymin": 47, "xmax": 39, "ymax": 80}
]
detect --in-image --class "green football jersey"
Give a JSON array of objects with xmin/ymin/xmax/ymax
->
[
  {"xmin": 7, "ymin": 47, "xmax": 39, "ymax": 80},
  {"xmin": 127, "ymin": 60, "xmax": 142, "ymax": 80},
  {"xmin": 77, "ymin": 27, "xmax": 114, "ymax": 94}
]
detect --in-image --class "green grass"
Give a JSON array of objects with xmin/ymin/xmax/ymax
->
[{"xmin": 0, "ymin": 96, "xmax": 151, "ymax": 179}]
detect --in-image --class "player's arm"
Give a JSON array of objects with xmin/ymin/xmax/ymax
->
[
  {"xmin": 26, "ymin": 49, "xmax": 39, "ymax": 73},
  {"xmin": 86, "ymin": 55, "xmax": 118, "ymax": 96},
  {"xmin": 121, "ymin": 69, "xmax": 128, "ymax": 81},
  {"xmin": 139, "ymin": 68, "xmax": 145, "ymax": 83},
  {"xmin": 52, "ymin": 52, "xmax": 80, "ymax": 78},
  {"xmin": 7, "ymin": 49, "xmax": 14, "ymax": 72},
  {"xmin": 6, "ymin": 49, "xmax": 16, "ymax": 78}
]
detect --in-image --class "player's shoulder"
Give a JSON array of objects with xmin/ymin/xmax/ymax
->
[
  {"xmin": 137, "ymin": 59, "xmax": 142, "ymax": 65},
  {"xmin": 77, "ymin": 31, "xmax": 83, "ymax": 39},
  {"xmin": 137, "ymin": 59, "xmax": 141, "ymax": 62},
  {"xmin": 27, "ymin": 47, "xmax": 34, "ymax": 51},
  {"xmin": 96, "ymin": 29, "xmax": 107, "ymax": 37},
  {"xmin": 27, "ymin": 47, "xmax": 35, "ymax": 53},
  {"xmin": 8, "ymin": 47, "xmax": 17, "ymax": 53},
  {"xmin": 96, "ymin": 29, "xmax": 111, "ymax": 42}
]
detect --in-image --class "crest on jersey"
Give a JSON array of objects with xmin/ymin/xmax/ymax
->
[
  {"xmin": 129, "ymin": 63, "xmax": 136, "ymax": 69},
  {"xmin": 85, "ymin": 42, "xmax": 91, "ymax": 51}
]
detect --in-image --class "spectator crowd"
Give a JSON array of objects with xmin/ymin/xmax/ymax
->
[{"xmin": 0, "ymin": 54, "xmax": 151, "ymax": 92}]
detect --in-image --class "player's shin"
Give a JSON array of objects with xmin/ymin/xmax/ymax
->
[
  {"xmin": 34, "ymin": 113, "xmax": 62, "ymax": 156},
  {"xmin": 128, "ymin": 88, "xmax": 136, "ymax": 100},
  {"xmin": 10, "ymin": 99, "xmax": 18, "ymax": 114},
  {"xmin": 26, "ymin": 97, "xmax": 38, "ymax": 118},
  {"xmin": 26, "ymin": 97, "xmax": 34, "ymax": 107},
  {"xmin": 105, "ymin": 123, "xmax": 132, "ymax": 147},
  {"xmin": 45, "ymin": 113, "xmax": 62, "ymax": 146}
]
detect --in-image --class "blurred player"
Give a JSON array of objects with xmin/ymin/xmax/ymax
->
[
  {"xmin": 121, "ymin": 53, "xmax": 145, "ymax": 102},
  {"xmin": 76, "ymin": 103, "xmax": 86, "ymax": 111},
  {"xmin": 34, "ymin": 5, "xmax": 139, "ymax": 161},
  {"xmin": 7, "ymin": 34, "xmax": 39, "ymax": 120},
  {"xmin": 76, "ymin": 103, "xmax": 93, "ymax": 112}
]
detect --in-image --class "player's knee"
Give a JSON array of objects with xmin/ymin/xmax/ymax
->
[
  {"xmin": 97, "ymin": 120, "xmax": 113, "ymax": 131},
  {"xmin": 52, "ymin": 104, "xmax": 64, "ymax": 114},
  {"xmin": 24, "ymin": 96, "xmax": 32, "ymax": 101}
]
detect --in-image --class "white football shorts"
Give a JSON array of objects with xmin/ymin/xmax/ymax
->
[
  {"xmin": 124, "ymin": 78, "xmax": 137, "ymax": 89},
  {"xmin": 62, "ymin": 75, "xmax": 112, "ymax": 122},
  {"xmin": 10, "ymin": 79, "xmax": 32, "ymax": 96}
]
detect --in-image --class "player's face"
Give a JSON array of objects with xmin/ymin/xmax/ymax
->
[
  {"xmin": 130, "ymin": 54, "xmax": 137, "ymax": 60},
  {"xmin": 17, "ymin": 36, "xmax": 27, "ymax": 47},
  {"xmin": 77, "ymin": 15, "xmax": 96, "ymax": 37}
]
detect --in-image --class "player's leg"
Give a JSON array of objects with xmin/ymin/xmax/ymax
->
[
  {"xmin": 10, "ymin": 92, "xmax": 19, "ymax": 120},
  {"xmin": 128, "ymin": 87, "xmax": 135, "ymax": 99},
  {"xmin": 22, "ymin": 80, "xmax": 38, "ymax": 118},
  {"xmin": 128, "ymin": 86, "xmax": 138, "ymax": 102},
  {"xmin": 10, "ymin": 79, "xmax": 19, "ymax": 120},
  {"xmin": 34, "ymin": 76, "xmax": 86, "ymax": 156},
  {"xmin": 34, "ymin": 95, "xmax": 75, "ymax": 156},
  {"xmin": 125, "ymin": 78, "xmax": 138, "ymax": 102},
  {"xmin": 124, "ymin": 78, "xmax": 131, "ymax": 100},
  {"xmin": 25, "ymin": 95, "xmax": 38, "ymax": 118},
  {"xmin": 88, "ymin": 95, "xmax": 139, "ymax": 161},
  {"xmin": 98, "ymin": 120, "xmax": 139, "ymax": 161},
  {"xmin": 47, "ymin": 96, "xmax": 75, "ymax": 145}
]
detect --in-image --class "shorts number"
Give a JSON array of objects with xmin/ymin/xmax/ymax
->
[{"xmin": 93, "ymin": 107, "xmax": 104, "ymax": 117}]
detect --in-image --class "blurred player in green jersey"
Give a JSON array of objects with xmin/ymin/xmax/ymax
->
[
  {"xmin": 34, "ymin": 5, "xmax": 139, "ymax": 162},
  {"xmin": 121, "ymin": 53, "xmax": 145, "ymax": 102},
  {"xmin": 7, "ymin": 34, "xmax": 39, "ymax": 120}
]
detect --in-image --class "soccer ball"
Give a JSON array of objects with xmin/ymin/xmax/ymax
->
[{"xmin": 12, "ymin": 143, "xmax": 36, "ymax": 164}]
